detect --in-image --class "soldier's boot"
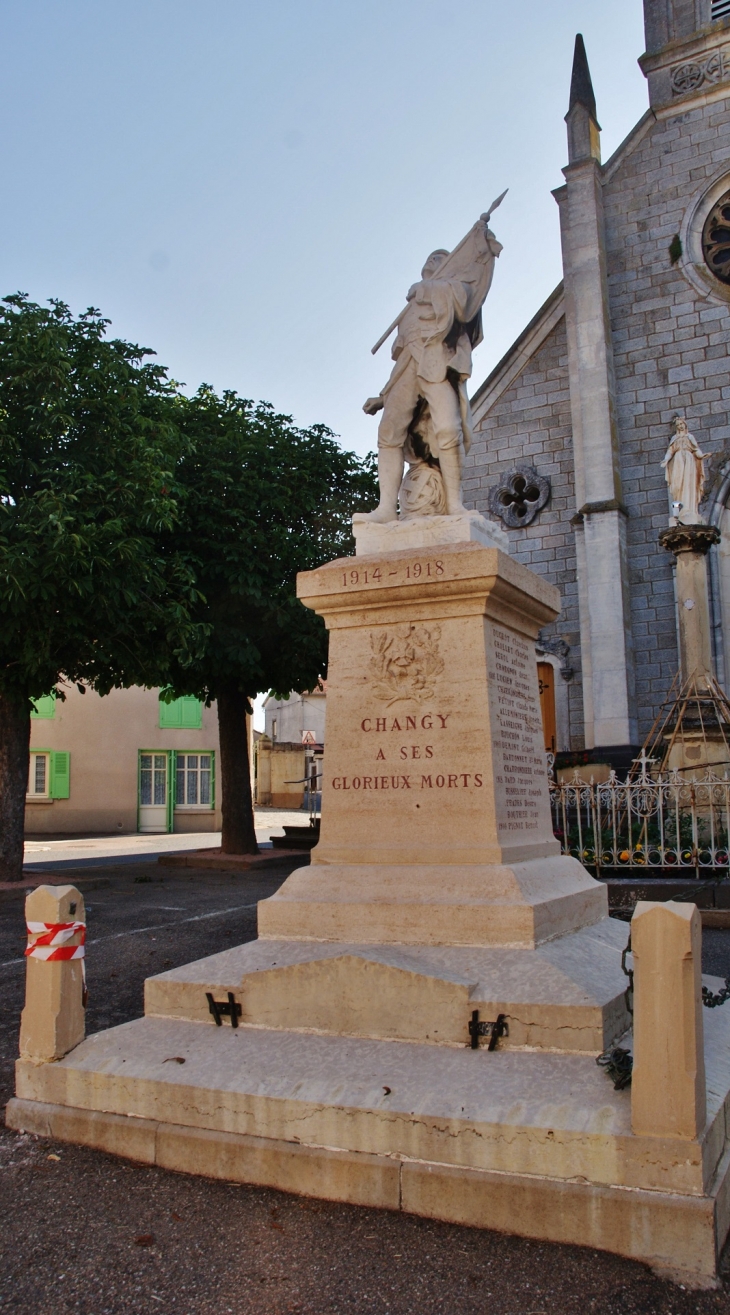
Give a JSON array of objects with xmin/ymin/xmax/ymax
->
[
  {"xmin": 438, "ymin": 443, "xmax": 469, "ymax": 516},
  {"xmin": 362, "ymin": 446, "xmax": 404, "ymax": 522}
]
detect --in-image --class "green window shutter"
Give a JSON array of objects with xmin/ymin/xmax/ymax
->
[
  {"xmin": 159, "ymin": 695, "xmax": 182, "ymax": 728},
  {"xmin": 31, "ymin": 694, "xmax": 56, "ymax": 720},
  {"xmin": 49, "ymin": 751, "xmax": 70, "ymax": 799},
  {"xmin": 159, "ymin": 694, "xmax": 202, "ymax": 729},
  {"xmin": 158, "ymin": 699, "xmax": 201, "ymax": 731},
  {"xmin": 180, "ymin": 697, "xmax": 203, "ymax": 729}
]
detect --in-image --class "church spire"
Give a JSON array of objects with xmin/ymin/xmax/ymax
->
[
  {"xmin": 565, "ymin": 34, "xmax": 601, "ymax": 164},
  {"xmin": 569, "ymin": 34, "xmax": 597, "ymax": 120}
]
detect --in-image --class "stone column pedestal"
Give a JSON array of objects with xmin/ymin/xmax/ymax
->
[{"xmin": 659, "ymin": 524, "xmax": 720, "ymax": 683}]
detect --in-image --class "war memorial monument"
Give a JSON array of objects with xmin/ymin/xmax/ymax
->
[{"xmin": 8, "ymin": 205, "xmax": 730, "ymax": 1288}]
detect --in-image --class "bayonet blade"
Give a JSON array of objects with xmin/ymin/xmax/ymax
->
[{"xmin": 483, "ymin": 189, "xmax": 508, "ymax": 222}]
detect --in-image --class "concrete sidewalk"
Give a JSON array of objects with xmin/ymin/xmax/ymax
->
[{"xmin": 23, "ymin": 809, "xmax": 308, "ymax": 871}]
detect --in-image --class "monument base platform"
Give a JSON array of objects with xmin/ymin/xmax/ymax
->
[
  {"xmin": 351, "ymin": 509, "xmax": 509, "ymax": 556},
  {"xmin": 9, "ymin": 996, "xmax": 730, "ymax": 1288},
  {"xmin": 142, "ymin": 917, "xmax": 630, "ymax": 1052},
  {"xmin": 257, "ymin": 857, "xmax": 608, "ymax": 948}
]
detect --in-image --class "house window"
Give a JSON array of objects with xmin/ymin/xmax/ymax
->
[
  {"xmin": 176, "ymin": 753, "xmax": 213, "ymax": 807},
  {"xmin": 159, "ymin": 693, "xmax": 203, "ymax": 730},
  {"xmin": 712, "ymin": 0, "xmax": 730, "ymax": 19},
  {"xmin": 272, "ymin": 717, "xmax": 278, "ymax": 742},
  {"xmin": 30, "ymin": 693, "xmax": 56, "ymax": 720},
  {"xmin": 28, "ymin": 753, "xmax": 49, "ymax": 797},
  {"xmin": 140, "ymin": 753, "xmax": 168, "ymax": 806},
  {"xmin": 26, "ymin": 751, "xmax": 70, "ymax": 799}
]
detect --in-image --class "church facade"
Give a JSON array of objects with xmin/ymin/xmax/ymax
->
[{"xmin": 467, "ymin": 0, "xmax": 730, "ymax": 771}]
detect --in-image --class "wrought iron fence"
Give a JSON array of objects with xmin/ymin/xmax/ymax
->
[{"xmin": 549, "ymin": 756, "xmax": 730, "ymax": 876}]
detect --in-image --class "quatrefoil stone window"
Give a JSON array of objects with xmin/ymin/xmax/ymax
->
[{"xmin": 488, "ymin": 466, "xmax": 550, "ymax": 528}]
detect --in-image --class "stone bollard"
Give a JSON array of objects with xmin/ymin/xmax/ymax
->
[
  {"xmin": 19, "ymin": 885, "xmax": 86, "ymax": 1064},
  {"xmin": 631, "ymin": 900, "xmax": 706, "ymax": 1140}
]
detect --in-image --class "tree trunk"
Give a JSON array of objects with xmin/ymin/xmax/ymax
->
[
  {"xmin": 217, "ymin": 681, "xmax": 258, "ymax": 855},
  {"xmin": 0, "ymin": 691, "xmax": 31, "ymax": 882}
]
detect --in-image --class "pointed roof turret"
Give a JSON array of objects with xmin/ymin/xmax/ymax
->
[
  {"xmin": 565, "ymin": 33, "xmax": 601, "ymax": 164},
  {"xmin": 568, "ymin": 34, "xmax": 597, "ymax": 120}
]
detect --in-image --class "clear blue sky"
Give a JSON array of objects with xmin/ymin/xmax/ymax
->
[{"xmin": 0, "ymin": 0, "xmax": 647, "ymax": 460}]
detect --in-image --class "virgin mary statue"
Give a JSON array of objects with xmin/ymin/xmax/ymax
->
[{"xmin": 661, "ymin": 416, "xmax": 708, "ymax": 523}]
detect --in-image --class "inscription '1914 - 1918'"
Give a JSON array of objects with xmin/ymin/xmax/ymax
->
[{"xmin": 341, "ymin": 560, "xmax": 444, "ymax": 587}]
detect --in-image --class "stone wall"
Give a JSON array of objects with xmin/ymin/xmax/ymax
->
[
  {"xmin": 603, "ymin": 96, "xmax": 730, "ymax": 738},
  {"xmin": 465, "ymin": 318, "xmax": 585, "ymax": 749},
  {"xmin": 468, "ymin": 90, "xmax": 730, "ymax": 748}
]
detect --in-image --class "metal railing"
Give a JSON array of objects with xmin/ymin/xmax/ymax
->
[
  {"xmin": 283, "ymin": 767, "xmax": 322, "ymax": 823},
  {"xmin": 549, "ymin": 756, "xmax": 730, "ymax": 876}
]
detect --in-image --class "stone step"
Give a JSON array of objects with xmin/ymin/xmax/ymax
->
[
  {"xmin": 143, "ymin": 917, "xmax": 632, "ymax": 1053},
  {"xmin": 12, "ymin": 1010, "xmax": 730, "ymax": 1201}
]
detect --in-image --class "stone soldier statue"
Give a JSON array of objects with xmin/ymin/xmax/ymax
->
[
  {"xmin": 661, "ymin": 416, "xmax": 709, "ymax": 524},
  {"xmin": 362, "ymin": 209, "xmax": 504, "ymax": 523}
]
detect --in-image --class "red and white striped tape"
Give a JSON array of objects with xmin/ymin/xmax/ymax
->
[{"xmin": 25, "ymin": 921, "xmax": 86, "ymax": 961}]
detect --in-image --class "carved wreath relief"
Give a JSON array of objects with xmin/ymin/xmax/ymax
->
[{"xmin": 369, "ymin": 624, "xmax": 444, "ymax": 705}]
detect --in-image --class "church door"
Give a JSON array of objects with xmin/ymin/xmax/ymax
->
[{"xmin": 537, "ymin": 662, "xmax": 556, "ymax": 753}]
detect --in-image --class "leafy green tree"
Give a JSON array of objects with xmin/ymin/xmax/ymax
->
[
  {"xmin": 0, "ymin": 295, "xmax": 203, "ymax": 881},
  {"xmin": 166, "ymin": 386, "xmax": 377, "ymax": 854}
]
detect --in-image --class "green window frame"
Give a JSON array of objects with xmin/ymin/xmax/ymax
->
[
  {"xmin": 159, "ymin": 693, "xmax": 203, "ymax": 730},
  {"xmin": 30, "ymin": 693, "xmax": 56, "ymax": 720},
  {"xmin": 27, "ymin": 750, "xmax": 70, "ymax": 799},
  {"xmin": 174, "ymin": 751, "xmax": 215, "ymax": 809}
]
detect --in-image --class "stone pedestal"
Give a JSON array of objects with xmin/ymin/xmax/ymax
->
[
  {"xmin": 659, "ymin": 523, "xmax": 720, "ymax": 684},
  {"xmin": 259, "ymin": 535, "xmax": 605, "ymax": 948},
  {"xmin": 351, "ymin": 509, "xmax": 508, "ymax": 557}
]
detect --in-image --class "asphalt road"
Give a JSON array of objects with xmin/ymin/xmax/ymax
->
[{"xmin": 3, "ymin": 862, "xmax": 730, "ymax": 1314}]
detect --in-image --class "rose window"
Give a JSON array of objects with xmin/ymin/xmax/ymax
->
[{"xmin": 702, "ymin": 191, "xmax": 730, "ymax": 286}]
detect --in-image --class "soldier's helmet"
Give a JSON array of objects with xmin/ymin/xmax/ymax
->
[{"xmin": 421, "ymin": 249, "xmax": 449, "ymax": 278}]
